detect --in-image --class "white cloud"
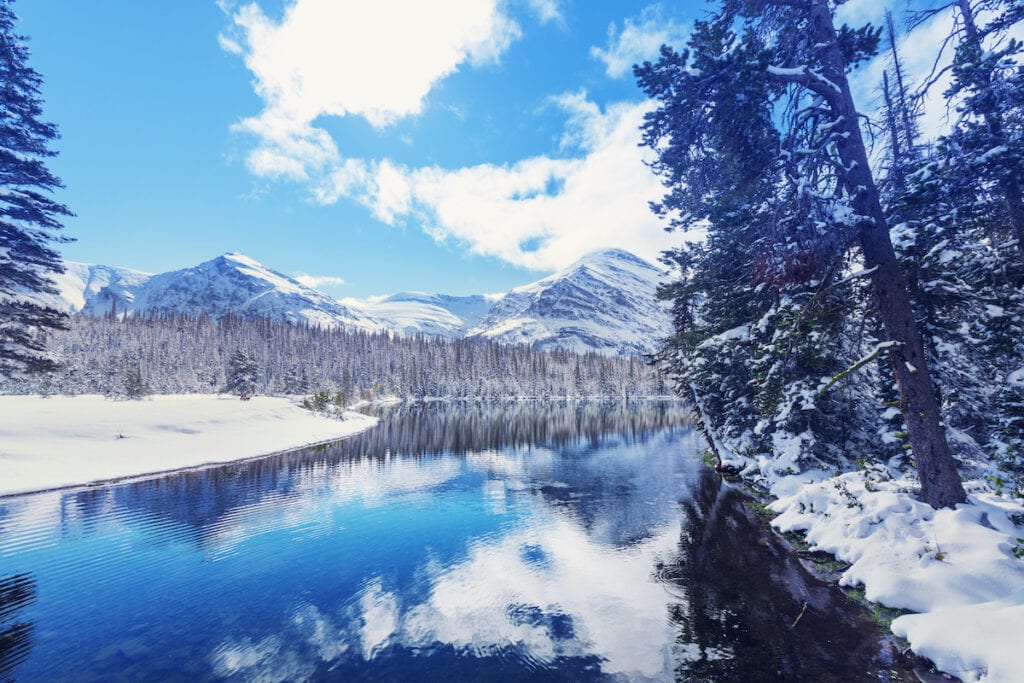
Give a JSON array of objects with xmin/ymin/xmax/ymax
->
[
  {"xmin": 590, "ymin": 5, "xmax": 690, "ymax": 78},
  {"xmin": 317, "ymin": 93, "xmax": 677, "ymax": 271},
  {"xmin": 526, "ymin": 0, "xmax": 563, "ymax": 26},
  {"xmin": 221, "ymin": 0, "xmax": 522, "ymax": 178},
  {"xmin": 835, "ymin": 0, "xmax": 891, "ymax": 27},
  {"xmin": 221, "ymin": 2, "xmax": 684, "ymax": 272},
  {"xmin": 294, "ymin": 273, "xmax": 348, "ymax": 290}
]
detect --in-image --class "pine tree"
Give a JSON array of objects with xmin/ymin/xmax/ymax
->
[
  {"xmin": 120, "ymin": 359, "xmax": 150, "ymax": 400},
  {"xmin": 945, "ymin": 0, "xmax": 1024, "ymax": 267},
  {"xmin": 225, "ymin": 349, "xmax": 258, "ymax": 400},
  {"xmin": 637, "ymin": 0, "xmax": 966, "ymax": 507},
  {"xmin": 890, "ymin": 0, "xmax": 1024, "ymax": 475},
  {"xmin": 0, "ymin": 0, "xmax": 73, "ymax": 378},
  {"xmin": 0, "ymin": 313, "xmax": 670, "ymax": 403}
]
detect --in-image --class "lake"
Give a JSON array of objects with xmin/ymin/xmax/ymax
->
[{"xmin": 0, "ymin": 401, "xmax": 916, "ymax": 681}]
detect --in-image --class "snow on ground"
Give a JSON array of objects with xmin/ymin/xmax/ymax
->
[
  {"xmin": 0, "ymin": 395, "xmax": 378, "ymax": 497},
  {"xmin": 768, "ymin": 470, "xmax": 1024, "ymax": 682}
]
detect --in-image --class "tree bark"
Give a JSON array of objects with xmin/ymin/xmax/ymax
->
[{"xmin": 809, "ymin": 0, "xmax": 967, "ymax": 507}]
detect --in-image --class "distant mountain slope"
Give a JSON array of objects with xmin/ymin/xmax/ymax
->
[
  {"xmin": 347, "ymin": 292, "xmax": 500, "ymax": 339},
  {"xmin": 51, "ymin": 262, "xmax": 153, "ymax": 314},
  {"xmin": 69, "ymin": 253, "xmax": 377, "ymax": 330},
  {"xmin": 467, "ymin": 249, "xmax": 670, "ymax": 356}
]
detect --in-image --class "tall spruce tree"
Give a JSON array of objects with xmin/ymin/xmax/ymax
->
[
  {"xmin": 225, "ymin": 349, "xmax": 259, "ymax": 400},
  {"xmin": 892, "ymin": 0, "xmax": 1024, "ymax": 476},
  {"xmin": 0, "ymin": 0, "xmax": 72, "ymax": 378},
  {"xmin": 945, "ymin": 0, "xmax": 1024, "ymax": 267},
  {"xmin": 637, "ymin": 0, "xmax": 966, "ymax": 507}
]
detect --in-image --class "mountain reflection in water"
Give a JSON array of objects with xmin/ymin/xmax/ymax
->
[{"xmin": 0, "ymin": 400, "xmax": 915, "ymax": 681}]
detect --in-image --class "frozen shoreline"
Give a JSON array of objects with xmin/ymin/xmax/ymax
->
[{"xmin": 0, "ymin": 395, "xmax": 378, "ymax": 497}]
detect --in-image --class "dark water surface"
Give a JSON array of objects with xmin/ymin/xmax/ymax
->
[{"xmin": 0, "ymin": 401, "xmax": 914, "ymax": 681}]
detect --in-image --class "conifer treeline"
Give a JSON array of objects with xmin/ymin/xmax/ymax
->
[{"xmin": 0, "ymin": 314, "xmax": 670, "ymax": 400}]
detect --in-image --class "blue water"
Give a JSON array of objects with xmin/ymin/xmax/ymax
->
[{"xmin": 0, "ymin": 401, "xmax": 914, "ymax": 681}]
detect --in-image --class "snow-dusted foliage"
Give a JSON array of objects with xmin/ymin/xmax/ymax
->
[
  {"xmin": 637, "ymin": 5, "xmax": 1024, "ymax": 672},
  {"xmin": 638, "ymin": 0, "xmax": 1024, "ymax": 497},
  {"xmin": 637, "ymin": 12, "xmax": 894, "ymax": 483},
  {"xmin": 885, "ymin": 0, "xmax": 1024, "ymax": 488},
  {"xmin": 224, "ymin": 348, "xmax": 259, "ymax": 399},
  {"xmin": 0, "ymin": 314, "xmax": 670, "ymax": 400},
  {"xmin": 0, "ymin": 3, "xmax": 72, "ymax": 378}
]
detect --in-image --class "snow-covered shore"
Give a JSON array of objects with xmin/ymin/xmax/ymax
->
[
  {"xmin": 767, "ymin": 470, "xmax": 1024, "ymax": 682},
  {"xmin": 0, "ymin": 395, "xmax": 378, "ymax": 497}
]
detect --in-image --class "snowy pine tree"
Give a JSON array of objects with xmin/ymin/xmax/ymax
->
[
  {"xmin": 883, "ymin": 1, "xmax": 1024, "ymax": 481},
  {"xmin": 0, "ymin": 0, "xmax": 73, "ymax": 378},
  {"xmin": 0, "ymin": 314, "xmax": 668, "ymax": 402},
  {"xmin": 637, "ymin": 0, "xmax": 967, "ymax": 506},
  {"xmin": 944, "ymin": 0, "xmax": 1024, "ymax": 267},
  {"xmin": 225, "ymin": 349, "xmax": 259, "ymax": 400},
  {"xmin": 119, "ymin": 358, "xmax": 150, "ymax": 400}
]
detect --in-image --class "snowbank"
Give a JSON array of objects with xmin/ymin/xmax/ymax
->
[
  {"xmin": 0, "ymin": 395, "xmax": 378, "ymax": 497},
  {"xmin": 769, "ymin": 471, "xmax": 1024, "ymax": 682}
]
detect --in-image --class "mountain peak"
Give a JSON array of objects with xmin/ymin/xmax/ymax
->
[
  {"xmin": 470, "ymin": 248, "xmax": 670, "ymax": 356},
  {"xmin": 64, "ymin": 252, "xmax": 376, "ymax": 331},
  {"xmin": 220, "ymin": 251, "xmax": 261, "ymax": 266},
  {"xmin": 566, "ymin": 248, "xmax": 661, "ymax": 275}
]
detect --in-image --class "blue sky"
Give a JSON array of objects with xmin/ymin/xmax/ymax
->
[
  {"xmin": 17, "ymin": 0, "xmax": 696, "ymax": 297},
  {"xmin": 17, "ymin": 0, "xmax": 960, "ymax": 297}
]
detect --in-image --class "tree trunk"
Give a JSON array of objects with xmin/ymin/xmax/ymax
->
[
  {"xmin": 810, "ymin": 0, "xmax": 967, "ymax": 507},
  {"xmin": 882, "ymin": 71, "xmax": 907, "ymax": 193},
  {"xmin": 1002, "ymin": 174, "xmax": 1024, "ymax": 265},
  {"xmin": 885, "ymin": 11, "xmax": 917, "ymax": 152}
]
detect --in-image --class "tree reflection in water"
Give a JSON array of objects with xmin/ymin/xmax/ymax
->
[
  {"xmin": 660, "ymin": 469, "xmax": 915, "ymax": 682},
  {"xmin": 61, "ymin": 400, "xmax": 693, "ymax": 549},
  {"xmin": 0, "ymin": 573, "xmax": 36, "ymax": 679},
  {"xmin": 349, "ymin": 399, "xmax": 694, "ymax": 457}
]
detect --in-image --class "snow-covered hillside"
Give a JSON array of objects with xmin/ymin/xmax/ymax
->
[
  {"xmin": 468, "ymin": 249, "xmax": 671, "ymax": 356},
  {"xmin": 51, "ymin": 262, "xmax": 152, "ymax": 314},
  {"xmin": 56, "ymin": 249, "xmax": 669, "ymax": 355},
  {"xmin": 346, "ymin": 292, "xmax": 500, "ymax": 339}
]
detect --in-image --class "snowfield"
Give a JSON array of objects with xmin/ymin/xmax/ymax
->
[
  {"xmin": 768, "ymin": 471, "xmax": 1024, "ymax": 683},
  {"xmin": 0, "ymin": 395, "xmax": 378, "ymax": 497}
]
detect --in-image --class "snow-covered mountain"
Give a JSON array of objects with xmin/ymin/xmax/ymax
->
[
  {"xmin": 57, "ymin": 249, "xmax": 669, "ymax": 355},
  {"xmin": 467, "ymin": 249, "xmax": 671, "ymax": 356},
  {"xmin": 51, "ymin": 262, "xmax": 152, "ymax": 314},
  {"xmin": 346, "ymin": 292, "xmax": 500, "ymax": 339},
  {"xmin": 62, "ymin": 253, "xmax": 376, "ymax": 330}
]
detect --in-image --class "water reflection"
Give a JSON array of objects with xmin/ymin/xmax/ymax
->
[
  {"xmin": 0, "ymin": 573, "xmax": 36, "ymax": 678},
  {"xmin": 663, "ymin": 470, "xmax": 910, "ymax": 681},
  {"xmin": 0, "ymin": 401, "xmax": 914, "ymax": 681},
  {"xmin": 1, "ymin": 400, "xmax": 691, "ymax": 555},
  {"xmin": 349, "ymin": 399, "xmax": 695, "ymax": 456},
  {"xmin": 204, "ymin": 427, "xmax": 697, "ymax": 682}
]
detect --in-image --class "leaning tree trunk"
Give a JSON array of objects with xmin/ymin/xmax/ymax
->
[{"xmin": 809, "ymin": 0, "xmax": 967, "ymax": 507}]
